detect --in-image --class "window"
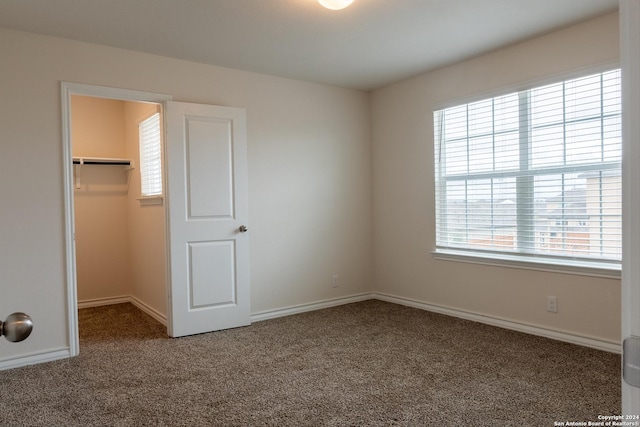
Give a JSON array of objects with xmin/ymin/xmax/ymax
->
[
  {"xmin": 434, "ymin": 69, "xmax": 621, "ymax": 270},
  {"xmin": 139, "ymin": 112, "xmax": 162, "ymax": 197}
]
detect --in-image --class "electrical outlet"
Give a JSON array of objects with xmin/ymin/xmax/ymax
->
[
  {"xmin": 547, "ymin": 296, "xmax": 558, "ymax": 313},
  {"xmin": 332, "ymin": 274, "xmax": 339, "ymax": 288}
]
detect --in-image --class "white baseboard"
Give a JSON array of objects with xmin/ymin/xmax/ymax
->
[
  {"xmin": 252, "ymin": 292, "xmax": 620, "ymax": 353},
  {"xmin": 4, "ymin": 292, "xmax": 618, "ymax": 372},
  {"xmin": 0, "ymin": 348, "xmax": 70, "ymax": 371},
  {"xmin": 129, "ymin": 296, "xmax": 167, "ymax": 326},
  {"xmin": 78, "ymin": 295, "xmax": 167, "ymax": 326},
  {"xmin": 77, "ymin": 295, "xmax": 131, "ymax": 309},
  {"xmin": 251, "ymin": 293, "xmax": 372, "ymax": 322},
  {"xmin": 372, "ymin": 292, "xmax": 622, "ymax": 354}
]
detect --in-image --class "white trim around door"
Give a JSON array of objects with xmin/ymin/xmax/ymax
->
[{"xmin": 60, "ymin": 82, "xmax": 172, "ymax": 357}]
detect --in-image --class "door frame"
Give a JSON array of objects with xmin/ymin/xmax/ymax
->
[{"xmin": 60, "ymin": 82, "xmax": 172, "ymax": 356}]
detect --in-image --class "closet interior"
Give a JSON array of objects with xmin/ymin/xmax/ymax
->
[{"xmin": 71, "ymin": 95, "xmax": 167, "ymax": 326}]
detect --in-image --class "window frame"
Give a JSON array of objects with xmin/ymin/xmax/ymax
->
[{"xmin": 432, "ymin": 64, "xmax": 621, "ymax": 279}]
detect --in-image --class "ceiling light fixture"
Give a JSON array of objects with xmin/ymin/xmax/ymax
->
[{"xmin": 318, "ymin": 0, "xmax": 354, "ymax": 11}]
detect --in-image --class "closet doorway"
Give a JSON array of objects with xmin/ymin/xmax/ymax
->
[
  {"xmin": 70, "ymin": 94, "xmax": 168, "ymax": 332},
  {"xmin": 62, "ymin": 83, "xmax": 252, "ymax": 357},
  {"xmin": 62, "ymin": 84, "xmax": 173, "ymax": 355}
]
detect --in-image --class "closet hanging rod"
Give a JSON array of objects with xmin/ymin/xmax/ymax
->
[
  {"xmin": 72, "ymin": 157, "xmax": 135, "ymax": 189},
  {"xmin": 72, "ymin": 156, "xmax": 132, "ymax": 166}
]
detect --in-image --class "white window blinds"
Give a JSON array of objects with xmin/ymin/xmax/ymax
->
[
  {"xmin": 434, "ymin": 69, "xmax": 621, "ymax": 265},
  {"xmin": 139, "ymin": 113, "xmax": 163, "ymax": 197}
]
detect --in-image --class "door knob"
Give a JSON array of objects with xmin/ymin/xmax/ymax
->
[
  {"xmin": 239, "ymin": 225, "xmax": 248, "ymax": 233},
  {"xmin": 0, "ymin": 312, "xmax": 33, "ymax": 343}
]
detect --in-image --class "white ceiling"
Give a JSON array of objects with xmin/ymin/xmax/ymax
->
[{"xmin": 0, "ymin": 0, "xmax": 619, "ymax": 91}]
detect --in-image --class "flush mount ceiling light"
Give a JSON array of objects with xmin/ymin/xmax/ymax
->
[{"xmin": 318, "ymin": 0, "xmax": 354, "ymax": 10}]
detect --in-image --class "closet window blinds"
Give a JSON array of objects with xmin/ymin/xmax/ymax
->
[{"xmin": 139, "ymin": 113, "xmax": 162, "ymax": 197}]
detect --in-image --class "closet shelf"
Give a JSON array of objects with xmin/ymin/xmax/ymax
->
[
  {"xmin": 73, "ymin": 157, "xmax": 135, "ymax": 189},
  {"xmin": 72, "ymin": 156, "xmax": 133, "ymax": 166}
]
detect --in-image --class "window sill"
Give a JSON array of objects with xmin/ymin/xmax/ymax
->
[
  {"xmin": 138, "ymin": 196, "xmax": 164, "ymax": 206},
  {"xmin": 432, "ymin": 249, "xmax": 621, "ymax": 279}
]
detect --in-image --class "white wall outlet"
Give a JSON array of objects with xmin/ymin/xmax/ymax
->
[
  {"xmin": 547, "ymin": 295, "xmax": 558, "ymax": 313},
  {"xmin": 332, "ymin": 274, "xmax": 339, "ymax": 288}
]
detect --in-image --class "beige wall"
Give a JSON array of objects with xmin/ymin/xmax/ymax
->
[
  {"xmin": 72, "ymin": 96, "xmax": 131, "ymax": 302},
  {"xmin": 0, "ymin": 28, "xmax": 372, "ymax": 361},
  {"xmin": 371, "ymin": 12, "xmax": 621, "ymax": 344},
  {"xmin": 124, "ymin": 101, "xmax": 166, "ymax": 317}
]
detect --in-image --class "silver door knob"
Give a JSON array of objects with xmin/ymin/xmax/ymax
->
[
  {"xmin": 239, "ymin": 225, "xmax": 248, "ymax": 233},
  {"xmin": 0, "ymin": 312, "xmax": 33, "ymax": 343}
]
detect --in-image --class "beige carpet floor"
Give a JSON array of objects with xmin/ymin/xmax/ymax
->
[{"xmin": 0, "ymin": 300, "xmax": 621, "ymax": 426}]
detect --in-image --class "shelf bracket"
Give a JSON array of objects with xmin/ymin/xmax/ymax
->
[
  {"xmin": 124, "ymin": 161, "xmax": 135, "ymax": 188},
  {"xmin": 74, "ymin": 158, "xmax": 84, "ymax": 189}
]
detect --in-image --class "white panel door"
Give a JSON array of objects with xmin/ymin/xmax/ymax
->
[{"xmin": 165, "ymin": 101, "xmax": 250, "ymax": 337}]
